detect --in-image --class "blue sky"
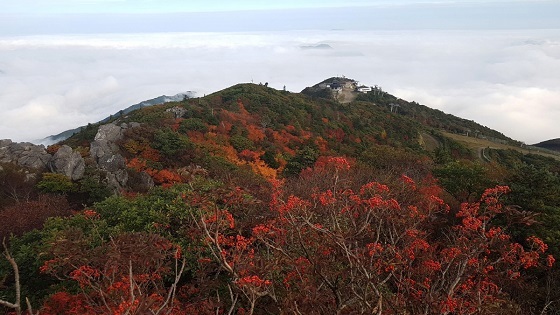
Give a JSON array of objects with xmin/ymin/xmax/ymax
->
[
  {"xmin": 1, "ymin": 0, "xmax": 492, "ymax": 14},
  {"xmin": 3, "ymin": 0, "xmax": 555, "ymax": 14},
  {"xmin": 4, "ymin": 0, "xmax": 375, "ymax": 14},
  {"xmin": 2, "ymin": 0, "xmax": 559, "ymax": 35}
]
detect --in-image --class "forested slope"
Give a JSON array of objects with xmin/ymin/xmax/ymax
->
[{"xmin": 1, "ymin": 81, "xmax": 560, "ymax": 314}]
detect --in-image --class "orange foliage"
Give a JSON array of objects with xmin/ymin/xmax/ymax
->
[
  {"xmin": 276, "ymin": 155, "xmax": 288, "ymax": 172},
  {"xmin": 246, "ymin": 124, "xmax": 265, "ymax": 142},
  {"xmin": 147, "ymin": 169, "xmax": 183, "ymax": 187},
  {"xmin": 216, "ymin": 120, "xmax": 233, "ymax": 135},
  {"xmin": 215, "ymin": 145, "xmax": 244, "ymax": 165},
  {"xmin": 271, "ymin": 129, "xmax": 302, "ymax": 154},
  {"xmin": 285, "ymin": 125, "xmax": 297, "ymax": 134},
  {"xmin": 140, "ymin": 147, "xmax": 161, "ymax": 162},
  {"xmin": 127, "ymin": 157, "xmax": 147, "ymax": 172},
  {"xmin": 186, "ymin": 130, "xmax": 205, "ymax": 142},
  {"xmin": 299, "ymin": 128, "xmax": 313, "ymax": 141},
  {"xmin": 237, "ymin": 99, "xmax": 250, "ymax": 116},
  {"xmin": 313, "ymin": 156, "xmax": 354, "ymax": 171},
  {"xmin": 238, "ymin": 149, "xmax": 262, "ymax": 162},
  {"xmin": 249, "ymin": 159, "xmax": 277, "ymax": 179}
]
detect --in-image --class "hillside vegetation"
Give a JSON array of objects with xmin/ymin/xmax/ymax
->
[
  {"xmin": 2, "ymin": 80, "xmax": 560, "ymax": 314},
  {"xmin": 534, "ymin": 138, "xmax": 560, "ymax": 153}
]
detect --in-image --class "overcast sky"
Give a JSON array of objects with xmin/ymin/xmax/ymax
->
[{"xmin": 1, "ymin": 0, "xmax": 559, "ymax": 144}]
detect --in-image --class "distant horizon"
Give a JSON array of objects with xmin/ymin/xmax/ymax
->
[
  {"xmin": 1, "ymin": 1, "xmax": 559, "ymax": 144},
  {"xmin": 2, "ymin": 2, "xmax": 560, "ymax": 36}
]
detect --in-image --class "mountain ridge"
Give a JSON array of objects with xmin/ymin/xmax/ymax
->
[
  {"xmin": 302, "ymin": 77, "xmax": 515, "ymax": 144},
  {"xmin": 3, "ymin": 78, "xmax": 560, "ymax": 314},
  {"xmin": 534, "ymin": 138, "xmax": 560, "ymax": 152},
  {"xmin": 36, "ymin": 91, "xmax": 194, "ymax": 145}
]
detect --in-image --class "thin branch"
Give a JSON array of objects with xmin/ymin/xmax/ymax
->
[
  {"xmin": 0, "ymin": 239, "xmax": 21, "ymax": 315},
  {"xmin": 226, "ymin": 284, "xmax": 239, "ymax": 315},
  {"xmin": 154, "ymin": 256, "xmax": 187, "ymax": 315},
  {"xmin": 26, "ymin": 297, "xmax": 37, "ymax": 315}
]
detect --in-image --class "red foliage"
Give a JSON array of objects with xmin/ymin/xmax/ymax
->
[
  {"xmin": 148, "ymin": 169, "xmax": 183, "ymax": 187},
  {"xmin": 140, "ymin": 147, "xmax": 161, "ymax": 161},
  {"xmin": 245, "ymin": 165, "xmax": 553, "ymax": 314},
  {"xmin": 326, "ymin": 128, "xmax": 345, "ymax": 142},
  {"xmin": 238, "ymin": 149, "xmax": 261, "ymax": 162},
  {"xmin": 126, "ymin": 157, "xmax": 147, "ymax": 172},
  {"xmin": 0, "ymin": 194, "xmax": 71, "ymax": 239},
  {"xmin": 39, "ymin": 232, "xmax": 186, "ymax": 315}
]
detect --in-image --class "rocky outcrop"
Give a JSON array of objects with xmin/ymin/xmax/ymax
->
[
  {"xmin": 89, "ymin": 122, "xmax": 140, "ymax": 193},
  {"xmin": 94, "ymin": 123, "xmax": 125, "ymax": 142},
  {"xmin": 97, "ymin": 153, "xmax": 126, "ymax": 173},
  {"xmin": 49, "ymin": 145, "xmax": 85, "ymax": 180},
  {"xmin": 90, "ymin": 140, "xmax": 119, "ymax": 163},
  {"xmin": 0, "ymin": 139, "xmax": 51, "ymax": 169},
  {"xmin": 1, "ymin": 140, "xmax": 87, "ymax": 180},
  {"xmin": 1, "ymin": 121, "xmax": 143, "ymax": 194},
  {"xmin": 90, "ymin": 123, "xmax": 140, "ymax": 161},
  {"xmin": 166, "ymin": 106, "xmax": 188, "ymax": 119},
  {"xmin": 127, "ymin": 170, "xmax": 155, "ymax": 192}
]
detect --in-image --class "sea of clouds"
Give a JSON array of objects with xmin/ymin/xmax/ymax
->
[{"xmin": 0, "ymin": 29, "xmax": 559, "ymax": 144}]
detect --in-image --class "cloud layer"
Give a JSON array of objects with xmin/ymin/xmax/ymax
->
[{"xmin": 0, "ymin": 30, "xmax": 559, "ymax": 144}]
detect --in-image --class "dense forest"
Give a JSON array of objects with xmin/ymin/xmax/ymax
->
[{"xmin": 2, "ymin": 81, "xmax": 560, "ymax": 314}]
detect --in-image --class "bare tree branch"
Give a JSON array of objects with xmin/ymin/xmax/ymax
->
[{"xmin": 0, "ymin": 239, "xmax": 21, "ymax": 315}]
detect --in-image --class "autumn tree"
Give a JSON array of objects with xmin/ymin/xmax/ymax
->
[
  {"xmin": 247, "ymin": 157, "xmax": 553, "ymax": 314},
  {"xmin": 40, "ymin": 228, "xmax": 186, "ymax": 315}
]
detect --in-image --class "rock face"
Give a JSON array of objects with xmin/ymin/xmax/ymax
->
[
  {"xmin": 89, "ymin": 122, "xmax": 140, "ymax": 193},
  {"xmin": 49, "ymin": 145, "xmax": 85, "ymax": 180},
  {"xmin": 1, "ymin": 121, "xmax": 143, "ymax": 195},
  {"xmin": 0, "ymin": 139, "xmax": 51, "ymax": 169},
  {"xmin": 166, "ymin": 106, "xmax": 188, "ymax": 119},
  {"xmin": 1, "ymin": 140, "xmax": 87, "ymax": 180},
  {"xmin": 90, "ymin": 140, "xmax": 119, "ymax": 163},
  {"xmin": 126, "ymin": 169, "xmax": 154, "ymax": 192},
  {"xmin": 94, "ymin": 123, "xmax": 125, "ymax": 142}
]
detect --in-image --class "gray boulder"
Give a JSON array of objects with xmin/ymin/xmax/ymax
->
[
  {"xmin": 90, "ymin": 122, "xmax": 141, "ymax": 162},
  {"xmin": 97, "ymin": 153, "xmax": 126, "ymax": 173},
  {"xmin": 0, "ymin": 139, "xmax": 13, "ymax": 147},
  {"xmin": 89, "ymin": 122, "xmax": 141, "ymax": 193},
  {"xmin": 0, "ymin": 140, "xmax": 51, "ymax": 169},
  {"xmin": 90, "ymin": 140, "xmax": 118, "ymax": 162},
  {"xmin": 106, "ymin": 169, "xmax": 129, "ymax": 193},
  {"xmin": 94, "ymin": 123, "xmax": 125, "ymax": 142},
  {"xmin": 137, "ymin": 171, "xmax": 154, "ymax": 191},
  {"xmin": 50, "ymin": 145, "xmax": 85, "ymax": 180},
  {"xmin": 166, "ymin": 106, "xmax": 188, "ymax": 119}
]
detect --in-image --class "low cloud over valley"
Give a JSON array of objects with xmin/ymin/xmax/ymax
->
[{"xmin": 1, "ymin": 30, "xmax": 559, "ymax": 143}]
